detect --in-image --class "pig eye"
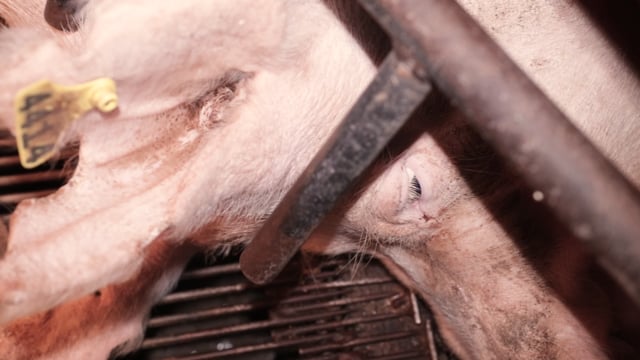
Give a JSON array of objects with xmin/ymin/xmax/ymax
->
[{"xmin": 408, "ymin": 175, "xmax": 422, "ymax": 201}]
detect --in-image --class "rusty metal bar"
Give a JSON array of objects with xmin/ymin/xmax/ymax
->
[
  {"xmin": 179, "ymin": 263, "xmax": 241, "ymax": 280},
  {"xmin": 240, "ymin": 52, "xmax": 432, "ymax": 284},
  {"xmin": 371, "ymin": 351, "xmax": 431, "ymax": 360},
  {"xmin": 140, "ymin": 309, "xmax": 349, "ymax": 349},
  {"xmin": 277, "ymin": 289, "xmax": 348, "ymax": 305},
  {"xmin": 304, "ymin": 351, "xmax": 426, "ymax": 360},
  {"xmin": 361, "ymin": 0, "xmax": 640, "ymax": 303},
  {"xmin": 147, "ymin": 301, "xmax": 275, "ymax": 328},
  {"xmin": 298, "ymin": 331, "xmax": 417, "ymax": 355},
  {"xmin": 273, "ymin": 312, "xmax": 405, "ymax": 338},
  {"xmin": 277, "ymin": 292, "xmax": 397, "ymax": 316},
  {"xmin": 174, "ymin": 333, "xmax": 336, "ymax": 360},
  {"xmin": 291, "ymin": 277, "xmax": 393, "ymax": 292},
  {"xmin": 158, "ymin": 283, "xmax": 252, "ymax": 305},
  {"xmin": 425, "ymin": 319, "xmax": 439, "ymax": 360}
]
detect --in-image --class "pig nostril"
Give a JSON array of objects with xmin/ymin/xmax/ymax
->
[{"xmin": 0, "ymin": 16, "xmax": 7, "ymax": 29}]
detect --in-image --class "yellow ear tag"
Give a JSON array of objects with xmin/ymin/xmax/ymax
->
[{"xmin": 14, "ymin": 77, "xmax": 118, "ymax": 169}]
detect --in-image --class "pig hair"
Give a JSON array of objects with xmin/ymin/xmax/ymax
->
[
  {"xmin": 338, "ymin": 228, "xmax": 378, "ymax": 280},
  {"xmin": 0, "ymin": 1, "xmax": 43, "ymax": 28}
]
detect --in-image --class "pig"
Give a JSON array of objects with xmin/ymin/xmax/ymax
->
[
  {"xmin": 313, "ymin": 1, "xmax": 640, "ymax": 358},
  {"xmin": 0, "ymin": 0, "xmax": 639, "ymax": 359},
  {"xmin": 0, "ymin": 0, "xmax": 381, "ymax": 325}
]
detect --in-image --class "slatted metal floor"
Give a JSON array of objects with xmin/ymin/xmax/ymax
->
[{"xmin": 127, "ymin": 252, "xmax": 454, "ymax": 360}]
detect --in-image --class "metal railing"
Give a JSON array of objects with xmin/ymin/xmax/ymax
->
[{"xmin": 240, "ymin": 0, "xmax": 640, "ymax": 306}]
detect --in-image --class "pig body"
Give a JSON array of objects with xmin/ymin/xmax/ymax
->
[
  {"xmin": 0, "ymin": 0, "xmax": 378, "ymax": 324},
  {"xmin": 0, "ymin": 0, "xmax": 639, "ymax": 360}
]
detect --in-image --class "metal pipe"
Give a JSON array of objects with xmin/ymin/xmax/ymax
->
[
  {"xmin": 140, "ymin": 310, "xmax": 349, "ymax": 349},
  {"xmin": 240, "ymin": 53, "xmax": 432, "ymax": 284},
  {"xmin": 361, "ymin": 0, "xmax": 640, "ymax": 304}
]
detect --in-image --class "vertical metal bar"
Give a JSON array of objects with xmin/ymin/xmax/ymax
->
[
  {"xmin": 240, "ymin": 53, "xmax": 432, "ymax": 284},
  {"xmin": 361, "ymin": 0, "xmax": 640, "ymax": 304}
]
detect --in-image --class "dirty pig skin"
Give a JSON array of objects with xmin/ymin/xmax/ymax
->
[{"xmin": 0, "ymin": 0, "xmax": 639, "ymax": 359}]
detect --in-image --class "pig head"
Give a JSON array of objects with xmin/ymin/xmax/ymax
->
[{"xmin": 309, "ymin": 1, "xmax": 640, "ymax": 358}]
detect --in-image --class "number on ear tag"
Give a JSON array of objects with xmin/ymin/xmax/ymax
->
[{"xmin": 14, "ymin": 78, "xmax": 118, "ymax": 169}]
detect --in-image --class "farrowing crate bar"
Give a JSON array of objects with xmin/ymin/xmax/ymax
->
[{"xmin": 240, "ymin": 0, "xmax": 640, "ymax": 306}]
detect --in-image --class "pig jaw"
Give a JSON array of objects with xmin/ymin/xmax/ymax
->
[
  {"xmin": 369, "ymin": 188, "xmax": 607, "ymax": 360},
  {"xmin": 384, "ymin": 225, "xmax": 604, "ymax": 359},
  {"xmin": 365, "ymin": 194, "xmax": 606, "ymax": 358}
]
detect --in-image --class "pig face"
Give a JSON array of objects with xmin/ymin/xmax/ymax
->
[
  {"xmin": 324, "ymin": 121, "xmax": 609, "ymax": 359},
  {"xmin": 308, "ymin": 0, "xmax": 640, "ymax": 357}
]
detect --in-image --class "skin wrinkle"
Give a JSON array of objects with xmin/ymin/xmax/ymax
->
[
  {"xmin": 0, "ymin": 215, "xmax": 261, "ymax": 360},
  {"xmin": 0, "ymin": 0, "xmax": 380, "ymax": 326}
]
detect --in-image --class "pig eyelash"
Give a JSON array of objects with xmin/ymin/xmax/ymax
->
[{"xmin": 408, "ymin": 175, "xmax": 422, "ymax": 202}]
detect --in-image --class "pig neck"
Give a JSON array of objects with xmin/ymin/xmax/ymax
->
[{"xmin": 384, "ymin": 182, "xmax": 610, "ymax": 360}]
